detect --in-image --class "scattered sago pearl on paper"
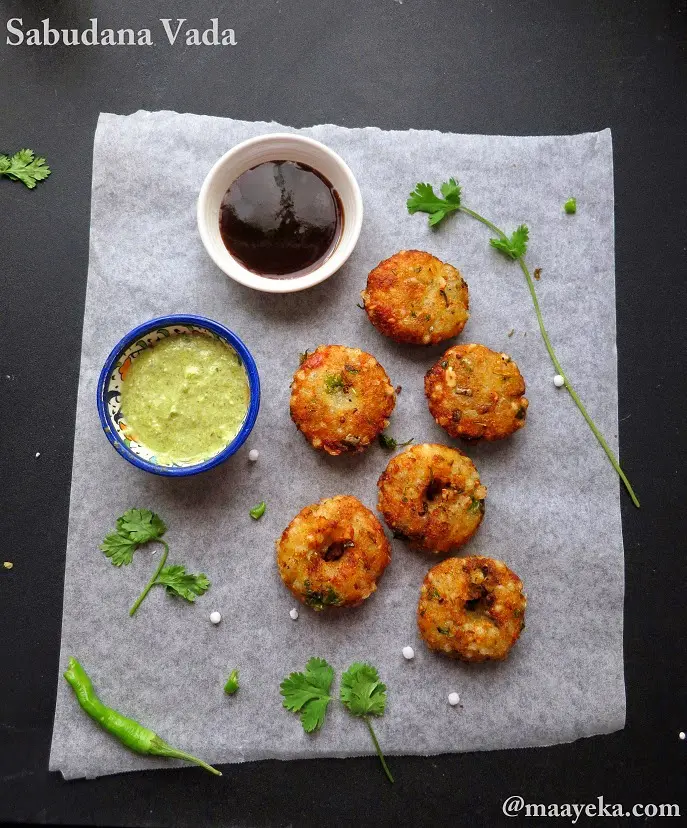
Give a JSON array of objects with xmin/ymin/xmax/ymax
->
[
  {"xmin": 680, "ymin": 732, "xmax": 686, "ymax": 740},
  {"xmin": 209, "ymin": 611, "xmax": 222, "ymax": 625},
  {"xmin": 448, "ymin": 692, "xmax": 460, "ymax": 706},
  {"xmin": 402, "ymin": 646, "xmax": 414, "ymax": 660},
  {"xmin": 289, "ymin": 608, "xmax": 299, "ymax": 620},
  {"xmin": 248, "ymin": 449, "xmax": 259, "ymax": 462},
  {"xmin": 553, "ymin": 374, "xmax": 565, "ymax": 387}
]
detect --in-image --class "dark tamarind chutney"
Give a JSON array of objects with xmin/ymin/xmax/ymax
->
[{"xmin": 219, "ymin": 160, "xmax": 343, "ymax": 278}]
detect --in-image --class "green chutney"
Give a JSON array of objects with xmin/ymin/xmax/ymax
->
[{"xmin": 120, "ymin": 334, "xmax": 250, "ymax": 465}]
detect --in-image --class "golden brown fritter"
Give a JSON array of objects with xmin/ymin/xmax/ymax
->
[
  {"xmin": 417, "ymin": 556, "xmax": 526, "ymax": 662},
  {"xmin": 361, "ymin": 250, "xmax": 469, "ymax": 345},
  {"xmin": 377, "ymin": 443, "xmax": 486, "ymax": 555},
  {"xmin": 290, "ymin": 345, "xmax": 396, "ymax": 455},
  {"xmin": 425, "ymin": 343, "xmax": 528, "ymax": 441},
  {"xmin": 276, "ymin": 495, "xmax": 391, "ymax": 610}
]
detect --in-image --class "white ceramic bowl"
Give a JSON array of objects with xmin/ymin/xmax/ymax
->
[{"xmin": 197, "ymin": 133, "xmax": 363, "ymax": 294}]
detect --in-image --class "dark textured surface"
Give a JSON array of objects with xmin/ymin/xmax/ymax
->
[{"xmin": 0, "ymin": 0, "xmax": 685, "ymax": 825}]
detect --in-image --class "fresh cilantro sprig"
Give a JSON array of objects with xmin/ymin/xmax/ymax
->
[
  {"xmin": 407, "ymin": 178, "xmax": 461, "ymax": 226},
  {"xmin": 280, "ymin": 657, "xmax": 334, "ymax": 733},
  {"xmin": 406, "ymin": 178, "xmax": 639, "ymax": 508},
  {"xmin": 340, "ymin": 663, "xmax": 394, "ymax": 783},
  {"xmin": 280, "ymin": 659, "xmax": 394, "ymax": 783},
  {"xmin": 0, "ymin": 149, "xmax": 51, "ymax": 189},
  {"xmin": 100, "ymin": 509, "xmax": 211, "ymax": 616},
  {"xmin": 489, "ymin": 224, "xmax": 529, "ymax": 259}
]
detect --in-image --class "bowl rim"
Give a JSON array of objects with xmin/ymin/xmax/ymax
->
[
  {"xmin": 97, "ymin": 314, "xmax": 260, "ymax": 477},
  {"xmin": 196, "ymin": 132, "xmax": 363, "ymax": 294}
]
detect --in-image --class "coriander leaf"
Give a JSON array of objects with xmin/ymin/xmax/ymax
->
[
  {"xmin": 340, "ymin": 662, "xmax": 394, "ymax": 783},
  {"xmin": 564, "ymin": 197, "xmax": 577, "ymax": 214},
  {"xmin": 224, "ymin": 669, "xmax": 239, "ymax": 696},
  {"xmin": 116, "ymin": 508, "xmax": 167, "ymax": 543},
  {"xmin": 100, "ymin": 532, "xmax": 138, "ymax": 567},
  {"xmin": 340, "ymin": 663, "xmax": 387, "ymax": 718},
  {"xmin": 378, "ymin": 434, "xmax": 414, "ymax": 450},
  {"xmin": 439, "ymin": 178, "xmax": 462, "ymax": 204},
  {"xmin": 303, "ymin": 582, "xmax": 342, "ymax": 610},
  {"xmin": 407, "ymin": 179, "xmax": 462, "ymax": 227},
  {"xmin": 0, "ymin": 149, "xmax": 51, "ymax": 189},
  {"xmin": 155, "ymin": 565, "xmax": 211, "ymax": 602},
  {"xmin": 489, "ymin": 224, "xmax": 529, "ymax": 260},
  {"xmin": 280, "ymin": 657, "xmax": 334, "ymax": 733},
  {"xmin": 249, "ymin": 501, "xmax": 266, "ymax": 520},
  {"xmin": 324, "ymin": 373, "xmax": 346, "ymax": 393}
]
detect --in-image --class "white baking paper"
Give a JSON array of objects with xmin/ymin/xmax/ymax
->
[{"xmin": 49, "ymin": 111, "xmax": 625, "ymax": 779}]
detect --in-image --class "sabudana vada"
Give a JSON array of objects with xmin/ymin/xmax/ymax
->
[
  {"xmin": 290, "ymin": 345, "xmax": 396, "ymax": 455},
  {"xmin": 377, "ymin": 443, "xmax": 486, "ymax": 555},
  {"xmin": 417, "ymin": 556, "xmax": 526, "ymax": 662},
  {"xmin": 425, "ymin": 343, "xmax": 528, "ymax": 441},
  {"xmin": 361, "ymin": 250, "xmax": 469, "ymax": 345},
  {"xmin": 276, "ymin": 495, "xmax": 391, "ymax": 610}
]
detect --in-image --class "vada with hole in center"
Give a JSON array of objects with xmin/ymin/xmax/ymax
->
[
  {"xmin": 418, "ymin": 556, "xmax": 526, "ymax": 662},
  {"xmin": 377, "ymin": 443, "xmax": 486, "ymax": 555},
  {"xmin": 276, "ymin": 495, "xmax": 391, "ymax": 610}
]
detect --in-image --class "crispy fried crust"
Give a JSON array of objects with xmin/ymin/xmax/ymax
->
[
  {"xmin": 417, "ymin": 556, "xmax": 526, "ymax": 662},
  {"xmin": 377, "ymin": 443, "xmax": 486, "ymax": 554},
  {"xmin": 290, "ymin": 345, "xmax": 396, "ymax": 455},
  {"xmin": 276, "ymin": 495, "xmax": 391, "ymax": 610},
  {"xmin": 361, "ymin": 250, "xmax": 469, "ymax": 345},
  {"xmin": 425, "ymin": 343, "xmax": 528, "ymax": 441}
]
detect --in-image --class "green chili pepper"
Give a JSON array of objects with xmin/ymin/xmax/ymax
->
[
  {"xmin": 249, "ymin": 501, "xmax": 266, "ymax": 520},
  {"xmin": 63, "ymin": 657, "xmax": 221, "ymax": 776},
  {"xmin": 224, "ymin": 669, "xmax": 239, "ymax": 696}
]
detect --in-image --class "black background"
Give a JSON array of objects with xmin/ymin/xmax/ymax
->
[{"xmin": 1, "ymin": 1, "xmax": 685, "ymax": 825}]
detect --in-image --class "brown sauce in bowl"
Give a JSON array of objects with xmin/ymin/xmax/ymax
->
[{"xmin": 219, "ymin": 160, "xmax": 343, "ymax": 278}]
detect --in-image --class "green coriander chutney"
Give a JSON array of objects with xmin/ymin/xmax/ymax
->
[{"xmin": 120, "ymin": 334, "xmax": 250, "ymax": 465}]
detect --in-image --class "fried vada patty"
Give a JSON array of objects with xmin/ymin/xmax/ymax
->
[
  {"xmin": 276, "ymin": 495, "xmax": 391, "ymax": 610},
  {"xmin": 361, "ymin": 250, "xmax": 469, "ymax": 345},
  {"xmin": 425, "ymin": 343, "xmax": 528, "ymax": 441},
  {"xmin": 290, "ymin": 345, "xmax": 396, "ymax": 455},
  {"xmin": 417, "ymin": 556, "xmax": 526, "ymax": 662},
  {"xmin": 377, "ymin": 443, "xmax": 486, "ymax": 554}
]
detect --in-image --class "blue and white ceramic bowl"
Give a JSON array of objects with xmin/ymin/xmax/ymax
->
[{"xmin": 97, "ymin": 315, "xmax": 260, "ymax": 476}]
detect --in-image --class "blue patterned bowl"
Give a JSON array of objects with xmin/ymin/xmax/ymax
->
[{"xmin": 97, "ymin": 315, "xmax": 260, "ymax": 476}]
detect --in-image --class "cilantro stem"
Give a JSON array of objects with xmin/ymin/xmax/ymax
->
[
  {"xmin": 457, "ymin": 204, "xmax": 640, "ymax": 508},
  {"xmin": 129, "ymin": 540, "xmax": 169, "ymax": 616},
  {"xmin": 364, "ymin": 717, "xmax": 394, "ymax": 783}
]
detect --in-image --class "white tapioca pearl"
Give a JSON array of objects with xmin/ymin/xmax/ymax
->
[
  {"xmin": 289, "ymin": 608, "xmax": 299, "ymax": 620},
  {"xmin": 554, "ymin": 374, "xmax": 565, "ymax": 387},
  {"xmin": 448, "ymin": 692, "xmax": 460, "ymax": 706},
  {"xmin": 248, "ymin": 449, "xmax": 259, "ymax": 462},
  {"xmin": 402, "ymin": 646, "xmax": 415, "ymax": 660},
  {"xmin": 209, "ymin": 611, "xmax": 222, "ymax": 625}
]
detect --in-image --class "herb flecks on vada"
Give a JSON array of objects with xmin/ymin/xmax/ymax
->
[
  {"xmin": 276, "ymin": 495, "xmax": 391, "ymax": 611},
  {"xmin": 361, "ymin": 250, "xmax": 469, "ymax": 345},
  {"xmin": 290, "ymin": 345, "xmax": 396, "ymax": 455}
]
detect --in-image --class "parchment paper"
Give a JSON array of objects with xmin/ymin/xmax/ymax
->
[{"xmin": 49, "ymin": 111, "xmax": 625, "ymax": 779}]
